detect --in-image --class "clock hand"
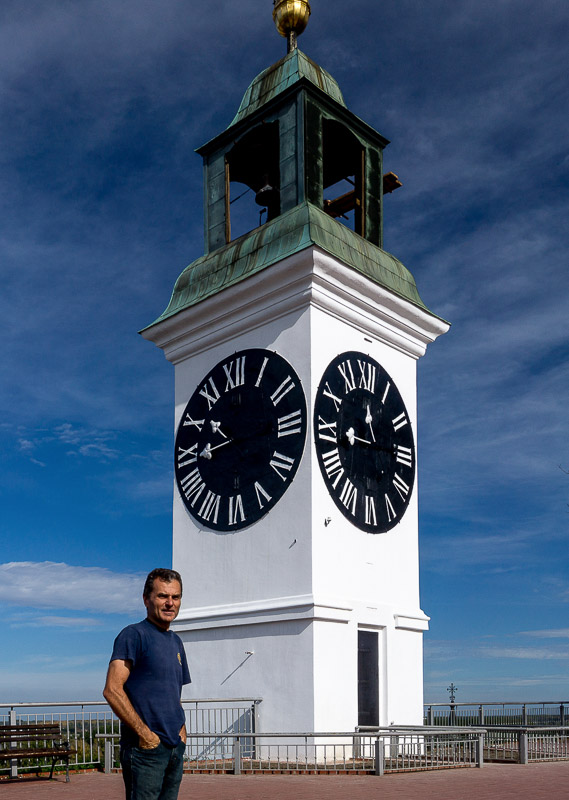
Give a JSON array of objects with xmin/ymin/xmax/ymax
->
[
  {"xmin": 365, "ymin": 404, "xmax": 376, "ymax": 442},
  {"xmin": 199, "ymin": 440, "xmax": 232, "ymax": 460},
  {"xmin": 210, "ymin": 420, "xmax": 228, "ymax": 438},
  {"xmin": 346, "ymin": 427, "xmax": 372, "ymax": 446}
]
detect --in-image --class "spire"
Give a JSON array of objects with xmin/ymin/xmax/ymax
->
[{"xmin": 273, "ymin": 0, "xmax": 311, "ymax": 53}]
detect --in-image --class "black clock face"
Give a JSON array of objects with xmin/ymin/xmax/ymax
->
[
  {"xmin": 174, "ymin": 348, "xmax": 307, "ymax": 531},
  {"xmin": 314, "ymin": 351, "xmax": 415, "ymax": 533}
]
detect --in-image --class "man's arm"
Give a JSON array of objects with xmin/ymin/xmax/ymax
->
[{"xmin": 103, "ymin": 659, "xmax": 160, "ymax": 749}]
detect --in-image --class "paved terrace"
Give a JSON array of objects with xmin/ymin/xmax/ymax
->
[{"xmin": 2, "ymin": 762, "xmax": 569, "ymax": 800}]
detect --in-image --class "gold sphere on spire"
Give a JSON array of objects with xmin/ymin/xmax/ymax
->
[{"xmin": 273, "ymin": 0, "xmax": 311, "ymax": 41}]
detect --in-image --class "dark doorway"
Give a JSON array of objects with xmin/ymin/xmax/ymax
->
[{"xmin": 358, "ymin": 630, "xmax": 379, "ymax": 726}]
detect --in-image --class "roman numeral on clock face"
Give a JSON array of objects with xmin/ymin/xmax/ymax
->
[
  {"xmin": 339, "ymin": 478, "xmax": 358, "ymax": 516},
  {"xmin": 365, "ymin": 495, "xmax": 377, "ymax": 526},
  {"xmin": 270, "ymin": 451, "xmax": 295, "ymax": 481},
  {"xmin": 183, "ymin": 413, "xmax": 204, "ymax": 432},
  {"xmin": 228, "ymin": 494, "xmax": 245, "ymax": 526},
  {"xmin": 179, "ymin": 468, "xmax": 206, "ymax": 507},
  {"xmin": 337, "ymin": 360, "xmax": 356, "ymax": 393},
  {"xmin": 277, "ymin": 410, "xmax": 302, "ymax": 437},
  {"xmin": 255, "ymin": 356, "xmax": 269, "ymax": 387},
  {"xmin": 322, "ymin": 448, "xmax": 344, "ymax": 488},
  {"xmin": 357, "ymin": 360, "xmax": 376, "ymax": 393},
  {"xmin": 395, "ymin": 445, "xmax": 413, "ymax": 467},
  {"xmin": 197, "ymin": 491, "xmax": 221, "ymax": 524},
  {"xmin": 177, "ymin": 444, "xmax": 197, "ymax": 468},
  {"xmin": 199, "ymin": 377, "xmax": 221, "ymax": 410},
  {"xmin": 271, "ymin": 375, "xmax": 295, "ymax": 406},
  {"xmin": 254, "ymin": 482, "xmax": 272, "ymax": 509},
  {"xmin": 223, "ymin": 357, "xmax": 246, "ymax": 391},
  {"xmin": 392, "ymin": 412, "xmax": 408, "ymax": 431},
  {"xmin": 323, "ymin": 382, "xmax": 342, "ymax": 411},
  {"xmin": 393, "ymin": 473, "xmax": 410, "ymax": 501},
  {"xmin": 385, "ymin": 493, "xmax": 397, "ymax": 522},
  {"xmin": 317, "ymin": 416, "xmax": 337, "ymax": 442}
]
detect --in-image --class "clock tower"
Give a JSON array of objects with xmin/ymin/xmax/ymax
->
[{"xmin": 141, "ymin": 3, "xmax": 449, "ymax": 733}]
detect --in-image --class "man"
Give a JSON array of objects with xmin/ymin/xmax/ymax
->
[{"xmin": 103, "ymin": 568, "xmax": 191, "ymax": 800}]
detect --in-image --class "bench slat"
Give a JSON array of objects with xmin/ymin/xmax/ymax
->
[{"xmin": 0, "ymin": 748, "xmax": 75, "ymax": 761}]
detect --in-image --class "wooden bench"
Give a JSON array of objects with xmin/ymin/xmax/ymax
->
[{"xmin": 0, "ymin": 723, "xmax": 76, "ymax": 781}]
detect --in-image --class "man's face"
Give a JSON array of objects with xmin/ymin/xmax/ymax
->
[{"xmin": 144, "ymin": 578, "xmax": 182, "ymax": 631}]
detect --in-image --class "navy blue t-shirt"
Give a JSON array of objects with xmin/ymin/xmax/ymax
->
[{"xmin": 110, "ymin": 618, "xmax": 191, "ymax": 747}]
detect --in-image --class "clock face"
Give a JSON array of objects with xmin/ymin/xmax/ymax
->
[
  {"xmin": 314, "ymin": 351, "xmax": 415, "ymax": 533},
  {"xmin": 174, "ymin": 348, "xmax": 307, "ymax": 532}
]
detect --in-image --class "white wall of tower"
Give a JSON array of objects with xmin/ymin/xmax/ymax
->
[{"xmin": 144, "ymin": 245, "xmax": 448, "ymax": 732}]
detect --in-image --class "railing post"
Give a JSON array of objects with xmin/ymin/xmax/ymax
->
[
  {"xmin": 476, "ymin": 733, "xmax": 484, "ymax": 768},
  {"xmin": 561, "ymin": 704, "xmax": 565, "ymax": 727},
  {"xmin": 374, "ymin": 737, "xmax": 384, "ymax": 776},
  {"xmin": 251, "ymin": 701, "xmax": 259, "ymax": 760},
  {"xmin": 522, "ymin": 704, "xmax": 527, "ymax": 725},
  {"xmin": 233, "ymin": 736, "xmax": 241, "ymax": 775},
  {"xmin": 9, "ymin": 707, "xmax": 18, "ymax": 780},
  {"xmin": 427, "ymin": 705, "xmax": 434, "ymax": 726},
  {"xmin": 104, "ymin": 739, "xmax": 112, "ymax": 774},
  {"xmin": 518, "ymin": 730, "xmax": 529, "ymax": 764},
  {"xmin": 478, "ymin": 705, "xmax": 484, "ymax": 725},
  {"xmin": 353, "ymin": 733, "xmax": 361, "ymax": 760}
]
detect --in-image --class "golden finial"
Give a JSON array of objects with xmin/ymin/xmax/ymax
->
[{"xmin": 273, "ymin": 0, "xmax": 311, "ymax": 53}]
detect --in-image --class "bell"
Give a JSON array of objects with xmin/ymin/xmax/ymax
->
[
  {"xmin": 254, "ymin": 177, "xmax": 280, "ymax": 221},
  {"xmin": 255, "ymin": 181, "xmax": 278, "ymax": 207}
]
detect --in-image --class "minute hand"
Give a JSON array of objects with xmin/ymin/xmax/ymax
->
[{"xmin": 365, "ymin": 404, "xmax": 376, "ymax": 442}]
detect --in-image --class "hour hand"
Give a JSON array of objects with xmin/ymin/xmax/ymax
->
[
  {"xmin": 210, "ymin": 420, "xmax": 228, "ymax": 438},
  {"xmin": 346, "ymin": 427, "xmax": 371, "ymax": 446},
  {"xmin": 200, "ymin": 440, "xmax": 231, "ymax": 460}
]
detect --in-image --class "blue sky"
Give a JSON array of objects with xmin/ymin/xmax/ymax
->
[{"xmin": 1, "ymin": 0, "xmax": 568, "ymax": 705}]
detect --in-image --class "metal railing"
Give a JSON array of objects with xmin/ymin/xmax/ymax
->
[
  {"xmin": 183, "ymin": 728, "xmax": 485, "ymax": 774},
  {"xmin": 424, "ymin": 701, "xmax": 567, "ymax": 727},
  {"xmin": 3, "ymin": 699, "xmax": 568, "ymax": 778},
  {"xmin": 483, "ymin": 727, "xmax": 569, "ymax": 764},
  {"xmin": 0, "ymin": 698, "xmax": 260, "ymax": 778}
]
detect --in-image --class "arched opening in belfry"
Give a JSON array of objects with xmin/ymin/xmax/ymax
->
[
  {"xmin": 322, "ymin": 119, "xmax": 365, "ymax": 236},
  {"xmin": 225, "ymin": 122, "xmax": 280, "ymax": 242}
]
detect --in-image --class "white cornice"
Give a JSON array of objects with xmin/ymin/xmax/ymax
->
[
  {"xmin": 394, "ymin": 613, "xmax": 430, "ymax": 632},
  {"xmin": 170, "ymin": 594, "xmax": 431, "ymax": 633},
  {"xmin": 171, "ymin": 594, "xmax": 353, "ymax": 631},
  {"xmin": 141, "ymin": 246, "xmax": 450, "ymax": 363}
]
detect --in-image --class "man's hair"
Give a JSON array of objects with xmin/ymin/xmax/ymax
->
[{"xmin": 143, "ymin": 568, "xmax": 183, "ymax": 598}]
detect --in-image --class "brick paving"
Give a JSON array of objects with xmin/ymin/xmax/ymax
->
[{"xmin": 1, "ymin": 762, "xmax": 569, "ymax": 800}]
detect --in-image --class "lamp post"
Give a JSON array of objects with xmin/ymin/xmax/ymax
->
[{"xmin": 447, "ymin": 683, "xmax": 458, "ymax": 725}]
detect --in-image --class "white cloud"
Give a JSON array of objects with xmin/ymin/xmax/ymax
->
[
  {"xmin": 0, "ymin": 562, "xmax": 144, "ymax": 614},
  {"xmin": 425, "ymin": 637, "xmax": 569, "ymax": 662},
  {"xmin": 480, "ymin": 646, "xmax": 569, "ymax": 661},
  {"xmin": 12, "ymin": 615, "xmax": 103, "ymax": 629},
  {"xmin": 520, "ymin": 628, "xmax": 569, "ymax": 639}
]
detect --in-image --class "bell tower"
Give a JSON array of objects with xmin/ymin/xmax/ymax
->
[{"xmin": 142, "ymin": 2, "xmax": 449, "ymax": 733}]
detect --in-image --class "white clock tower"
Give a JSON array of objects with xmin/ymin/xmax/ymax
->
[{"xmin": 141, "ymin": 3, "xmax": 449, "ymax": 734}]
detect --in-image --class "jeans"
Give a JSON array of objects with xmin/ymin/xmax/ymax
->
[{"xmin": 120, "ymin": 740, "xmax": 186, "ymax": 800}]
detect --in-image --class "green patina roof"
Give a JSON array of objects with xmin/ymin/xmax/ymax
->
[
  {"xmin": 144, "ymin": 204, "xmax": 433, "ymax": 329},
  {"xmin": 228, "ymin": 48, "xmax": 346, "ymax": 129}
]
